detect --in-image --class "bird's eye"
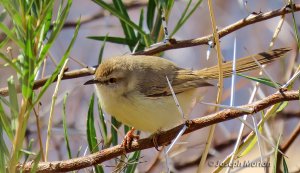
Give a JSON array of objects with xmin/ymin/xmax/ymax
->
[{"xmin": 108, "ymin": 78, "xmax": 117, "ymax": 84}]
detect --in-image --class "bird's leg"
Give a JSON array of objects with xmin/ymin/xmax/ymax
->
[
  {"xmin": 121, "ymin": 127, "xmax": 139, "ymax": 151},
  {"xmin": 151, "ymin": 133, "xmax": 161, "ymax": 151},
  {"xmin": 151, "ymin": 130, "xmax": 167, "ymax": 151}
]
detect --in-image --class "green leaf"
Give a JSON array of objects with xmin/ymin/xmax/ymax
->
[
  {"xmin": 0, "ymin": 23, "xmax": 24, "ymax": 49},
  {"xmin": 62, "ymin": 93, "xmax": 72, "ymax": 159},
  {"xmin": 7, "ymin": 76, "xmax": 19, "ymax": 118},
  {"xmin": 1, "ymin": 84, "xmax": 18, "ymax": 132},
  {"xmin": 289, "ymin": 0, "xmax": 300, "ymax": 49},
  {"xmin": 151, "ymin": 5, "xmax": 162, "ymax": 42},
  {"xmin": 0, "ymin": 36, "xmax": 9, "ymax": 48},
  {"xmin": 97, "ymin": 100, "xmax": 108, "ymax": 146},
  {"xmin": 282, "ymin": 157, "xmax": 289, "ymax": 173},
  {"xmin": 238, "ymin": 126, "xmax": 264, "ymax": 158},
  {"xmin": 30, "ymin": 152, "xmax": 41, "ymax": 173},
  {"xmin": 124, "ymin": 125, "xmax": 130, "ymax": 134},
  {"xmin": 276, "ymin": 101, "xmax": 288, "ymax": 113},
  {"xmin": 166, "ymin": 0, "xmax": 175, "ymax": 10},
  {"xmin": 20, "ymin": 148, "xmax": 36, "ymax": 158},
  {"xmin": 171, "ymin": 0, "xmax": 203, "ymax": 37},
  {"xmin": 98, "ymin": 34, "xmax": 108, "ymax": 64},
  {"xmin": 0, "ymin": 0, "xmax": 23, "ymax": 33},
  {"xmin": 0, "ymin": 9, "xmax": 7, "ymax": 22},
  {"xmin": 88, "ymin": 36, "xmax": 137, "ymax": 46},
  {"xmin": 76, "ymin": 146, "xmax": 82, "ymax": 157},
  {"xmin": 112, "ymin": 0, "xmax": 136, "ymax": 50},
  {"xmin": 237, "ymin": 73, "xmax": 282, "ymax": 88},
  {"xmin": 111, "ymin": 117, "xmax": 121, "ymax": 146},
  {"xmin": 87, "ymin": 94, "xmax": 104, "ymax": 173},
  {"xmin": 36, "ymin": 6, "xmax": 53, "ymax": 49},
  {"xmin": 0, "ymin": 99, "xmax": 13, "ymax": 140},
  {"xmin": 125, "ymin": 151, "xmax": 141, "ymax": 173},
  {"xmin": 273, "ymin": 134, "xmax": 282, "ymax": 173},
  {"xmin": 137, "ymin": 8, "xmax": 145, "ymax": 40},
  {"xmin": 92, "ymin": 0, "xmax": 147, "ymax": 37},
  {"xmin": 0, "ymin": 52, "xmax": 21, "ymax": 74},
  {"xmin": 146, "ymin": 0, "xmax": 156, "ymax": 31},
  {"xmin": 34, "ymin": 17, "xmax": 80, "ymax": 105},
  {"xmin": 22, "ymin": 15, "xmax": 34, "ymax": 99},
  {"xmin": 23, "ymin": 139, "xmax": 35, "ymax": 162},
  {"xmin": 87, "ymin": 94, "xmax": 98, "ymax": 151},
  {"xmin": 35, "ymin": 0, "xmax": 72, "ymax": 74},
  {"xmin": 0, "ymin": 125, "xmax": 9, "ymax": 173},
  {"xmin": 238, "ymin": 134, "xmax": 257, "ymax": 158}
]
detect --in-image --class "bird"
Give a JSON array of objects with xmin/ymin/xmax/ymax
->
[{"xmin": 84, "ymin": 48, "xmax": 290, "ymax": 147}]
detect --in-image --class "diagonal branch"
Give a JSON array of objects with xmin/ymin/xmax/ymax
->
[
  {"xmin": 17, "ymin": 90, "xmax": 299, "ymax": 172},
  {"xmin": 0, "ymin": 4, "xmax": 299, "ymax": 97},
  {"xmin": 134, "ymin": 4, "xmax": 300, "ymax": 55}
]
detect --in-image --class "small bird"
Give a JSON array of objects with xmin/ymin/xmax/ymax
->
[{"xmin": 84, "ymin": 48, "xmax": 290, "ymax": 141}]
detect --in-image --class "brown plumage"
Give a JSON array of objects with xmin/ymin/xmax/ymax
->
[
  {"xmin": 92, "ymin": 47, "xmax": 290, "ymax": 97},
  {"xmin": 85, "ymin": 48, "xmax": 290, "ymax": 132}
]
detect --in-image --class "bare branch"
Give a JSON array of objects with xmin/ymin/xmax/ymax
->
[
  {"xmin": 134, "ymin": 4, "xmax": 300, "ymax": 55},
  {"xmin": 17, "ymin": 90, "xmax": 300, "ymax": 172},
  {"xmin": 0, "ymin": 68, "xmax": 93, "ymax": 97}
]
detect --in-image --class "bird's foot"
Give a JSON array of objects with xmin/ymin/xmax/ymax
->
[
  {"xmin": 121, "ymin": 127, "xmax": 139, "ymax": 152},
  {"xmin": 151, "ymin": 130, "xmax": 166, "ymax": 151}
]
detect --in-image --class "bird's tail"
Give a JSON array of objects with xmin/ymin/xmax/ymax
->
[{"xmin": 195, "ymin": 48, "xmax": 291, "ymax": 79}]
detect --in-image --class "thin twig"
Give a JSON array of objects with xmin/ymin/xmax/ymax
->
[
  {"xmin": 282, "ymin": 121, "xmax": 300, "ymax": 152},
  {"xmin": 45, "ymin": 59, "xmax": 69, "ymax": 161},
  {"xmin": 198, "ymin": 0, "xmax": 223, "ymax": 172}
]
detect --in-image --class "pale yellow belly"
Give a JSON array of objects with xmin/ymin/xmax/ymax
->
[{"xmin": 96, "ymin": 86, "xmax": 198, "ymax": 133}]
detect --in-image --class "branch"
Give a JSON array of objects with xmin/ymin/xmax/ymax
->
[
  {"xmin": 134, "ymin": 4, "xmax": 300, "ymax": 55},
  {"xmin": 18, "ymin": 90, "xmax": 299, "ymax": 172},
  {"xmin": 0, "ymin": 4, "xmax": 299, "ymax": 97},
  {"xmin": 174, "ymin": 133, "xmax": 250, "ymax": 170},
  {"xmin": 0, "ymin": 67, "xmax": 93, "ymax": 97},
  {"xmin": 282, "ymin": 122, "xmax": 300, "ymax": 152}
]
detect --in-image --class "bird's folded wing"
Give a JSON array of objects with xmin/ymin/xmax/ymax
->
[{"xmin": 143, "ymin": 70, "xmax": 212, "ymax": 97}]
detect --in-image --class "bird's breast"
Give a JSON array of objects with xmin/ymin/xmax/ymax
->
[{"xmin": 95, "ymin": 84, "xmax": 198, "ymax": 132}]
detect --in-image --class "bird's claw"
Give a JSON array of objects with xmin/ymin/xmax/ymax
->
[{"xmin": 121, "ymin": 128, "xmax": 139, "ymax": 152}]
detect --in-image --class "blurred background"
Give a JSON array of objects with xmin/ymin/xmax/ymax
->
[{"xmin": 1, "ymin": 0, "xmax": 300, "ymax": 172}]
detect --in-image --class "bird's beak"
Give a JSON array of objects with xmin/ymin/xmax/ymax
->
[{"xmin": 84, "ymin": 79, "xmax": 99, "ymax": 85}]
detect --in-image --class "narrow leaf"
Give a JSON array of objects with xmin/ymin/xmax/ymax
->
[
  {"xmin": 273, "ymin": 135, "xmax": 282, "ymax": 173},
  {"xmin": 111, "ymin": 117, "xmax": 121, "ymax": 146},
  {"xmin": 88, "ymin": 36, "xmax": 136, "ymax": 46},
  {"xmin": 92, "ymin": 0, "xmax": 146, "ymax": 37},
  {"xmin": 125, "ymin": 151, "xmax": 141, "ymax": 173},
  {"xmin": 238, "ymin": 73, "xmax": 282, "ymax": 88},
  {"xmin": 34, "ymin": 18, "xmax": 80, "ymax": 105},
  {"xmin": 0, "ymin": 100, "xmax": 13, "ymax": 140},
  {"xmin": 282, "ymin": 157, "xmax": 289, "ymax": 173},
  {"xmin": 87, "ymin": 94, "xmax": 104, "ymax": 173},
  {"xmin": 146, "ymin": 0, "xmax": 156, "ymax": 31},
  {"xmin": 97, "ymin": 100, "xmax": 108, "ymax": 146},
  {"xmin": 62, "ymin": 93, "xmax": 72, "ymax": 159},
  {"xmin": 98, "ymin": 34, "xmax": 108, "ymax": 64}
]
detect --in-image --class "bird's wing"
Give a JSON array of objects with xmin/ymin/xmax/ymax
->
[{"xmin": 140, "ymin": 69, "xmax": 212, "ymax": 97}]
